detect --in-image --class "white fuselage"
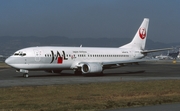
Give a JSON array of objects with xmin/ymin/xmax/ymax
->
[
  {"xmin": 5, "ymin": 46, "xmax": 144, "ymax": 71},
  {"xmin": 5, "ymin": 18, "xmax": 152, "ymax": 77}
]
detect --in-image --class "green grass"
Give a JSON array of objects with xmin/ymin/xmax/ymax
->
[{"xmin": 0, "ymin": 80, "xmax": 180, "ymax": 111}]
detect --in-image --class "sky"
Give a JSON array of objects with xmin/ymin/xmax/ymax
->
[{"xmin": 0, "ymin": 0, "xmax": 180, "ymax": 43}]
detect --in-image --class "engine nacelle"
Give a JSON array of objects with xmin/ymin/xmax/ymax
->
[{"xmin": 81, "ymin": 63, "xmax": 103, "ymax": 74}]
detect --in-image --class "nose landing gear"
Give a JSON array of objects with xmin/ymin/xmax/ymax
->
[{"xmin": 19, "ymin": 69, "xmax": 29, "ymax": 78}]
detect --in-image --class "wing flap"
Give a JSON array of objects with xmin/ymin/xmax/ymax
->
[{"xmin": 102, "ymin": 59, "xmax": 148, "ymax": 66}]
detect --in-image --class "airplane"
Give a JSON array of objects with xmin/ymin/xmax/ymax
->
[
  {"xmin": 155, "ymin": 54, "xmax": 172, "ymax": 60},
  {"xmin": 5, "ymin": 18, "xmax": 172, "ymax": 78},
  {"xmin": 168, "ymin": 51, "xmax": 179, "ymax": 59}
]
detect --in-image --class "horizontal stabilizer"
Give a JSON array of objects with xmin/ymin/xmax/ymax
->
[{"xmin": 141, "ymin": 48, "xmax": 173, "ymax": 54}]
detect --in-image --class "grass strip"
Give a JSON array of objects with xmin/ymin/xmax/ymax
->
[{"xmin": 0, "ymin": 80, "xmax": 180, "ymax": 111}]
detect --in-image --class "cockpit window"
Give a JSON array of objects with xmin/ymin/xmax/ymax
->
[
  {"xmin": 22, "ymin": 53, "xmax": 26, "ymax": 56},
  {"xmin": 14, "ymin": 53, "xmax": 19, "ymax": 56},
  {"xmin": 14, "ymin": 52, "xmax": 26, "ymax": 56}
]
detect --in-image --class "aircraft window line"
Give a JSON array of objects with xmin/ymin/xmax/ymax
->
[
  {"xmin": 45, "ymin": 53, "xmax": 76, "ymax": 58},
  {"xmin": 29, "ymin": 49, "xmax": 127, "ymax": 59},
  {"xmin": 77, "ymin": 54, "xmax": 86, "ymax": 57},
  {"xmin": 76, "ymin": 54, "xmax": 130, "ymax": 58}
]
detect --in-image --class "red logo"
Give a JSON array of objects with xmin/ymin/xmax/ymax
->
[
  {"xmin": 57, "ymin": 57, "xmax": 63, "ymax": 64},
  {"xmin": 139, "ymin": 28, "xmax": 146, "ymax": 39}
]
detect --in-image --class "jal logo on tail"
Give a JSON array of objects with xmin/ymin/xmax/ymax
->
[{"xmin": 139, "ymin": 28, "xmax": 146, "ymax": 39}]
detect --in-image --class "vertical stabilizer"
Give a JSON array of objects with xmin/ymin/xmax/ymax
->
[{"xmin": 120, "ymin": 18, "xmax": 149, "ymax": 50}]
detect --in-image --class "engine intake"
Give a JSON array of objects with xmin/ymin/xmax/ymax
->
[{"xmin": 81, "ymin": 63, "xmax": 102, "ymax": 74}]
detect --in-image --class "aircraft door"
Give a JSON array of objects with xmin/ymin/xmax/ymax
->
[
  {"xmin": 128, "ymin": 51, "xmax": 132, "ymax": 58},
  {"xmin": 134, "ymin": 51, "xmax": 136, "ymax": 58},
  {"xmin": 130, "ymin": 51, "xmax": 136, "ymax": 58},
  {"xmin": 19, "ymin": 51, "xmax": 27, "ymax": 64},
  {"xmin": 34, "ymin": 50, "xmax": 42, "ymax": 62},
  {"xmin": 133, "ymin": 51, "xmax": 139, "ymax": 58},
  {"xmin": 72, "ymin": 54, "xmax": 76, "ymax": 61}
]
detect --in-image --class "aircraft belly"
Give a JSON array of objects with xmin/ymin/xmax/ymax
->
[
  {"xmin": 38, "ymin": 61, "xmax": 72, "ymax": 70},
  {"xmin": 40, "ymin": 64, "xmax": 70, "ymax": 69}
]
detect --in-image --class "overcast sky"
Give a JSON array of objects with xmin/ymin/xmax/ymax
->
[{"xmin": 0, "ymin": 0, "xmax": 180, "ymax": 43}]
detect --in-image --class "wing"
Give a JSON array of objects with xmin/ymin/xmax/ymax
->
[
  {"xmin": 74, "ymin": 58, "xmax": 154, "ymax": 74},
  {"xmin": 101, "ymin": 58, "xmax": 151, "ymax": 69},
  {"xmin": 76, "ymin": 58, "xmax": 150, "ymax": 71}
]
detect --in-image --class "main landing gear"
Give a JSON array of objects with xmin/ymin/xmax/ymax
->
[{"xmin": 23, "ymin": 73, "xmax": 29, "ymax": 78}]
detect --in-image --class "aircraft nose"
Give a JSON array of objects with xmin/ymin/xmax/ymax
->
[
  {"xmin": 5, "ymin": 57, "xmax": 20, "ymax": 69},
  {"xmin": 5, "ymin": 57, "xmax": 10, "ymax": 65},
  {"xmin": 5, "ymin": 57, "xmax": 13, "ymax": 66}
]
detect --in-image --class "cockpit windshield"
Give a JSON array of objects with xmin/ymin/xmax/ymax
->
[
  {"xmin": 14, "ymin": 51, "xmax": 26, "ymax": 56},
  {"xmin": 14, "ymin": 53, "xmax": 19, "ymax": 56}
]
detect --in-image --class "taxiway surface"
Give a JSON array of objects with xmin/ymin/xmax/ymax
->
[{"xmin": 0, "ymin": 60, "xmax": 180, "ymax": 87}]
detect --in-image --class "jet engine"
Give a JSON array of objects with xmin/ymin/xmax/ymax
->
[{"xmin": 81, "ymin": 63, "xmax": 103, "ymax": 74}]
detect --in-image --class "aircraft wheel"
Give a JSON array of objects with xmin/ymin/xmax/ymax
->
[{"xmin": 23, "ymin": 73, "xmax": 29, "ymax": 78}]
